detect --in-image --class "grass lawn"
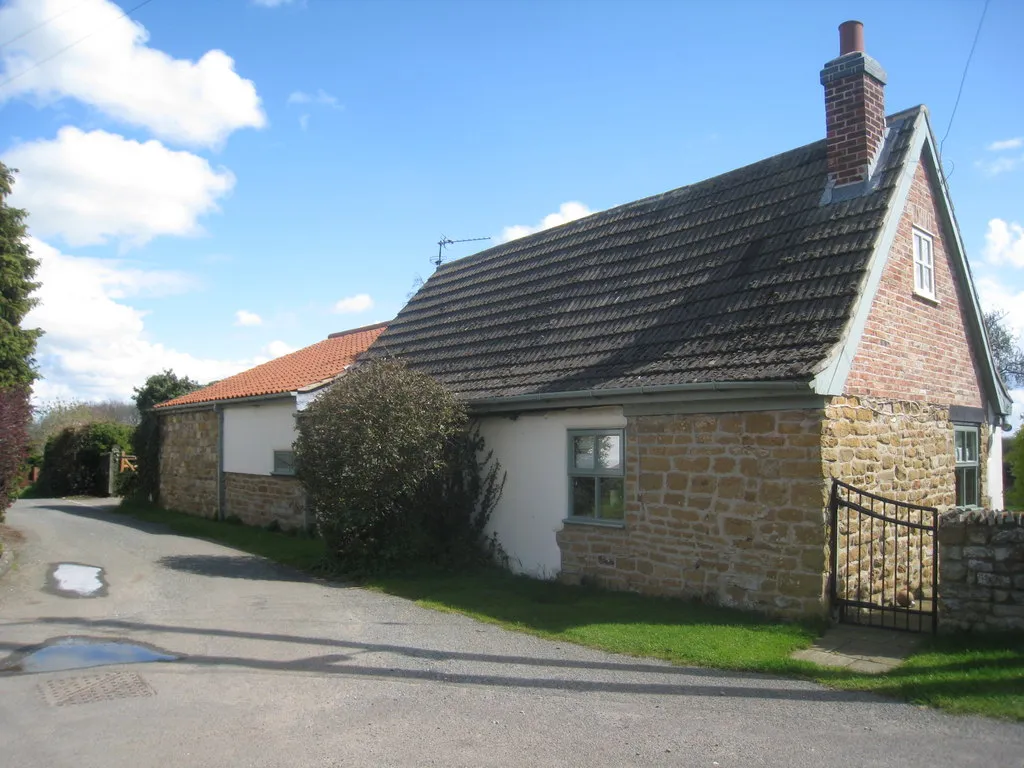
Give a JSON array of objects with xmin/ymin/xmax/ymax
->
[{"xmin": 112, "ymin": 500, "xmax": 1024, "ymax": 721}]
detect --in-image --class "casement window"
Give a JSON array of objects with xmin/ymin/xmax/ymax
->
[
  {"xmin": 272, "ymin": 450, "xmax": 296, "ymax": 476},
  {"xmin": 954, "ymin": 425, "xmax": 980, "ymax": 507},
  {"xmin": 913, "ymin": 228, "xmax": 936, "ymax": 300},
  {"xmin": 568, "ymin": 429, "xmax": 625, "ymax": 521}
]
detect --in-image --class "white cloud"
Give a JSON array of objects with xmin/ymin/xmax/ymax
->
[
  {"xmin": 0, "ymin": 0, "xmax": 265, "ymax": 147},
  {"xmin": 498, "ymin": 201, "xmax": 593, "ymax": 243},
  {"xmin": 264, "ymin": 340, "xmax": 296, "ymax": 357},
  {"xmin": 984, "ymin": 219, "xmax": 1024, "ymax": 268},
  {"xmin": 234, "ymin": 310, "xmax": 262, "ymax": 327},
  {"xmin": 976, "ymin": 276, "xmax": 1024, "ymax": 338},
  {"xmin": 333, "ymin": 294, "xmax": 373, "ymax": 314},
  {"xmin": 988, "ymin": 137, "xmax": 1023, "ymax": 151},
  {"xmin": 25, "ymin": 238, "xmax": 259, "ymax": 401},
  {"xmin": 977, "ymin": 155, "xmax": 1024, "ymax": 176},
  {"xmin": 298, "ymin": 113, "xmax": 310, "ymax": 131},
  {"xmin": 4, "ymin": 127, "xmax": 235, "ymax": 247},
  {"xmin": 287, "ymin": 89, "xmax": 340, "ymax": 108},
  {"xmin": 252, "ymin": 0, "xmax": 297, "ymax": 6}
]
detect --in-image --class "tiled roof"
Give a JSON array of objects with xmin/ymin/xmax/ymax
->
[
  {"xmin": 365, "ymin": 110, "xmax": 922, "ymax": 402},
  {"xmin": 156, "ymin": 322, "xmax": 388, "ymax": 409}
]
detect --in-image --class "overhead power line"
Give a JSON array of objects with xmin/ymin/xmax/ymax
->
[
  {"xmin": 0, "ymin": 0, "xmax": 158, "ymax": 92},
  {"xmin": 939, "ymin": 0, "xmax": 990, "ymax": 161},
  {"xmin": 0, "ymin": 0, "xmax": 92, "ymax": 52}
]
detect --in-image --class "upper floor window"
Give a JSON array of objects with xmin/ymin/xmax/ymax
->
[
  {"xmin": 567, "ymin": 429, "xmax": 625, "ymax": 521},
  {"xmin": 913, "ymin": 228, "xmax": 935, "ymax": 300}
]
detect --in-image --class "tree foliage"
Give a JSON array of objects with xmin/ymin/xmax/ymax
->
[
  {"xmin": 0, "ymin": 386, "xmax": 31, "ymax": 518},
  {"xmin": 0, "ymin": 162, "xmax": 40, "ymax": 517},
  {"xmin": 133, "ymin": 370, "xmax": 200, "ymax": 412},
  {"xmin": 37, "ymin": 422, "xmax": 133, "ymax": 497},
  {"xmin": 0, "ymin": 162, "xmax": 42, "ymax": 391},
  {"xmin": 983, "ymin": 311, "xmax": 1024, "ymax": 389},
  {"xmin": 130, "ymin": 369, "xmax": 201, "ymax": 502},
  {"xmin": 295, "ymin": 359, "xmax": 504, "ymax": 574},
  {"xmin": 30, "ymin": 398, "xmax": 138, "ymax": 454}
]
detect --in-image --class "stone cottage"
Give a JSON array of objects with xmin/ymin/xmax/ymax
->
[
  {"xmin": 362, "ymin": 22, "xmax": 1011, "ymax": 618},
  {"xmin": 154, "ymin": 322, "xmax": 387, "ymax": 529}
]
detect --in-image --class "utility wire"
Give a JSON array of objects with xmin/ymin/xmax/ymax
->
[
  {"xmin": 939, "ymin": 0, "xmax": 990, "ymax": 160},
  {"xmin": 0, "ymin": 0, "xmax": 92, "ymax": 52},
  {"xmin": 0, "ymin": 0, "xmax": 157, "ymax": 92}
]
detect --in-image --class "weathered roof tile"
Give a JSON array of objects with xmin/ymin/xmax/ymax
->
[{"xmin": 366, "ymin": 111, "xmax": 922, "ymax": 402}]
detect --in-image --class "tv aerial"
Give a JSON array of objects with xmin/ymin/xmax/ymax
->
[{"xmin": 434, "ymin": 235, "xmax": 490, "ymax": 267}]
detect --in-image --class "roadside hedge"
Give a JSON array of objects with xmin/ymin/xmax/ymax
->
[{"xmin": 37, "ymin": 422, "xmax": 133, "ymax": 497}]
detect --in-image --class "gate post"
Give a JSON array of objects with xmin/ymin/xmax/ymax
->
[
  {"xmin": 827, "ymin": 478, "xmax": 840, "ymax": 620},
  {"xmin": 107, "ymin": 447, "xmax": 120, "ymax": 497}
]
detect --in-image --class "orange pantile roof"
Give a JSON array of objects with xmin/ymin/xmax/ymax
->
[{"xmin": 155, "ymin": 322, "xmax": 388, "ymax": 409}]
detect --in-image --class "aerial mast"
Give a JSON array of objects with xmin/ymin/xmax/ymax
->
[{"xmin": 435, "ymin": 235, "xmax": 491, "ymax": 267}]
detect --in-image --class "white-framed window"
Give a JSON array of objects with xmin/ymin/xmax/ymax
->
[
  {"xmin": 567, "ymin": 429, "xmax": 625, "ymax": 521},
  {"xmin": 272, "ymin": 450, "xmax": 296, "ymax": 476},
  {"xmin": 954, "ymin": 425, "xmax": 979, "ymax": 507},
  {"xmin": 913, "ymin": 228, "xmax": 936, "ymax": 300}
]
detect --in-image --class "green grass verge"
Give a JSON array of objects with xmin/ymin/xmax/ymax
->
[{"xmin": 112, "ymin": 500, "xmax": 1024, "ymax": 721}]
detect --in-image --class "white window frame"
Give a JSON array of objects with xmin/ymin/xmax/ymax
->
[
  {"xmin": 567, "ymin": 429, "xmax": 626, "ymax": 523},
  {"xmin": 913, "ymin": 228, "xmax": 936, "ymax": 301},
  {"xmin": 953, "ymin": 424, "xmax": 980, "ymax": 508}
]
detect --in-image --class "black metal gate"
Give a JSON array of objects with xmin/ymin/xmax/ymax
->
[{"xmin": 828, "ymin": 479, "xmax": 939, "ymax": 633}]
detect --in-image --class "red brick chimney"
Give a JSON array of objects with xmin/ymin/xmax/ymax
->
[{"xmin": 820, "ymin": 21, "xmax": 888, "ymax": 187}]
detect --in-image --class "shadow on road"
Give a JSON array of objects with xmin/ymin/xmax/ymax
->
[
  {"xmin": 34, "ymin": 502, "xmax": 174, "ymax": 538},
  {"xmin": 157, "ymin": 554, "xmax": 317, "ymax": 583},
  {"xmin": 0, "ymin": 615, "xmax": 893, "ymax": 703}
]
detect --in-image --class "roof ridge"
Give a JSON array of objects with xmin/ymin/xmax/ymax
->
[{"xmin": 328, "ymin": 320, "xmax": 390, "ymax": 338}]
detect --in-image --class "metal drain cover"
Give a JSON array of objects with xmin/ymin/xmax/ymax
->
[{"xmin": 38, "ymin": 670, "xmax": 155, "ymax": 707}]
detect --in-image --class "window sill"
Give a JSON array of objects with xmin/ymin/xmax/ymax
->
[
  {"xmin": 270, "ymin": 471, "xmax": 297, "ymax": 478},
  {"xmin": 563, "ymin": 516, "xmax": 625, "ymax": 529},
  {"xmin": 913, "ymin": 289, "xmax": 939, "ymax": 305}
]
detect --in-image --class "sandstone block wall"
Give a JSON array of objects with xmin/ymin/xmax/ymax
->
[
  {"xmin": 557, "ymin": 409, "xmax": 830, "ymax": 618},
  {"xmin": 224, "ymin": 472, "xmax": 306, "ymax": 530},
  {"xmin": 823, "ymin": 395, "xmax": 962, "ymax": 507},
  {"xmin": 159, "ymin": 409, "xmax": 219, "ymax": 518},
  {"xmin": 939, "ymin": 509, "xmax": 1024, "ymax": 632}
]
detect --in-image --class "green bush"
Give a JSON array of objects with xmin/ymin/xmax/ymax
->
[
  {"xmin": 295, "ymin": 359, "xmax": 504, "ymax": 574},
  {"xmin": 37, "ymin": 421, "xmax": 133, "ymax": 497},
  {"xmin": 1006, "ymin": 430, "xmax": 1024, "ymax": 510},
  {"xmin": 130, "ymin": 370, "xmax": 200, "ymax": 503}
]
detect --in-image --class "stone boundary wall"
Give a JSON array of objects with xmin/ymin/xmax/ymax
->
[
  {"xmin": 224, "ymin": 472, "xmax": 306, "ymax": 530},
  {"xmin": 159, "ymin": 409, "xmax": 218, "ymax": 518},
  {"xmin": 557, "ymin": 409, "xmax": 830, "ymax": 618},
  {"xmin": 938, "ymin": 508, "xmax": 1024, "ymax": 632}
]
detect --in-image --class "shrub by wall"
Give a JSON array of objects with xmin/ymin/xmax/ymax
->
[{"xmin": 295, "ymin": 359, "xmax": 503, "ymax": 574}]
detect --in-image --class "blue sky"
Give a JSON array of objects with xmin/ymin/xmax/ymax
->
[{"xmin": 1, "ymin": 0, "xmax": 1022, "ymax": 404}]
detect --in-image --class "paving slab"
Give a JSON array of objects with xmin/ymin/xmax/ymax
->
[{"xmin": 792, "ymin": 623, "xmax": 924, "ymax": 672}]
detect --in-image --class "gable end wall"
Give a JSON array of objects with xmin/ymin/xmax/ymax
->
[{"xmin": 844, "ymin": 159, "xmax": 985, "ymax": 407}]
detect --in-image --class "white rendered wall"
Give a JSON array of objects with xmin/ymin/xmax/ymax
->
[
  {"xmin": 477, "ymin": 406, "xmax": 626, "ymax": 579},
  {"xmin": 987, "ymin": 423, "xmax": 1004, "ymax": 510},
  {"xmin": 223, "ymin": 399, "xmax": 297, "ymax": 475}
]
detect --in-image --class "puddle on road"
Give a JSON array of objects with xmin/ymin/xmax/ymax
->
[
  {"xmin": 46, "ymin": 563, "xmax": 108, "ymax": 598},
  {"xmin": 0, "ymin": 637, "xmax": 179, "ymax": 674}
]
